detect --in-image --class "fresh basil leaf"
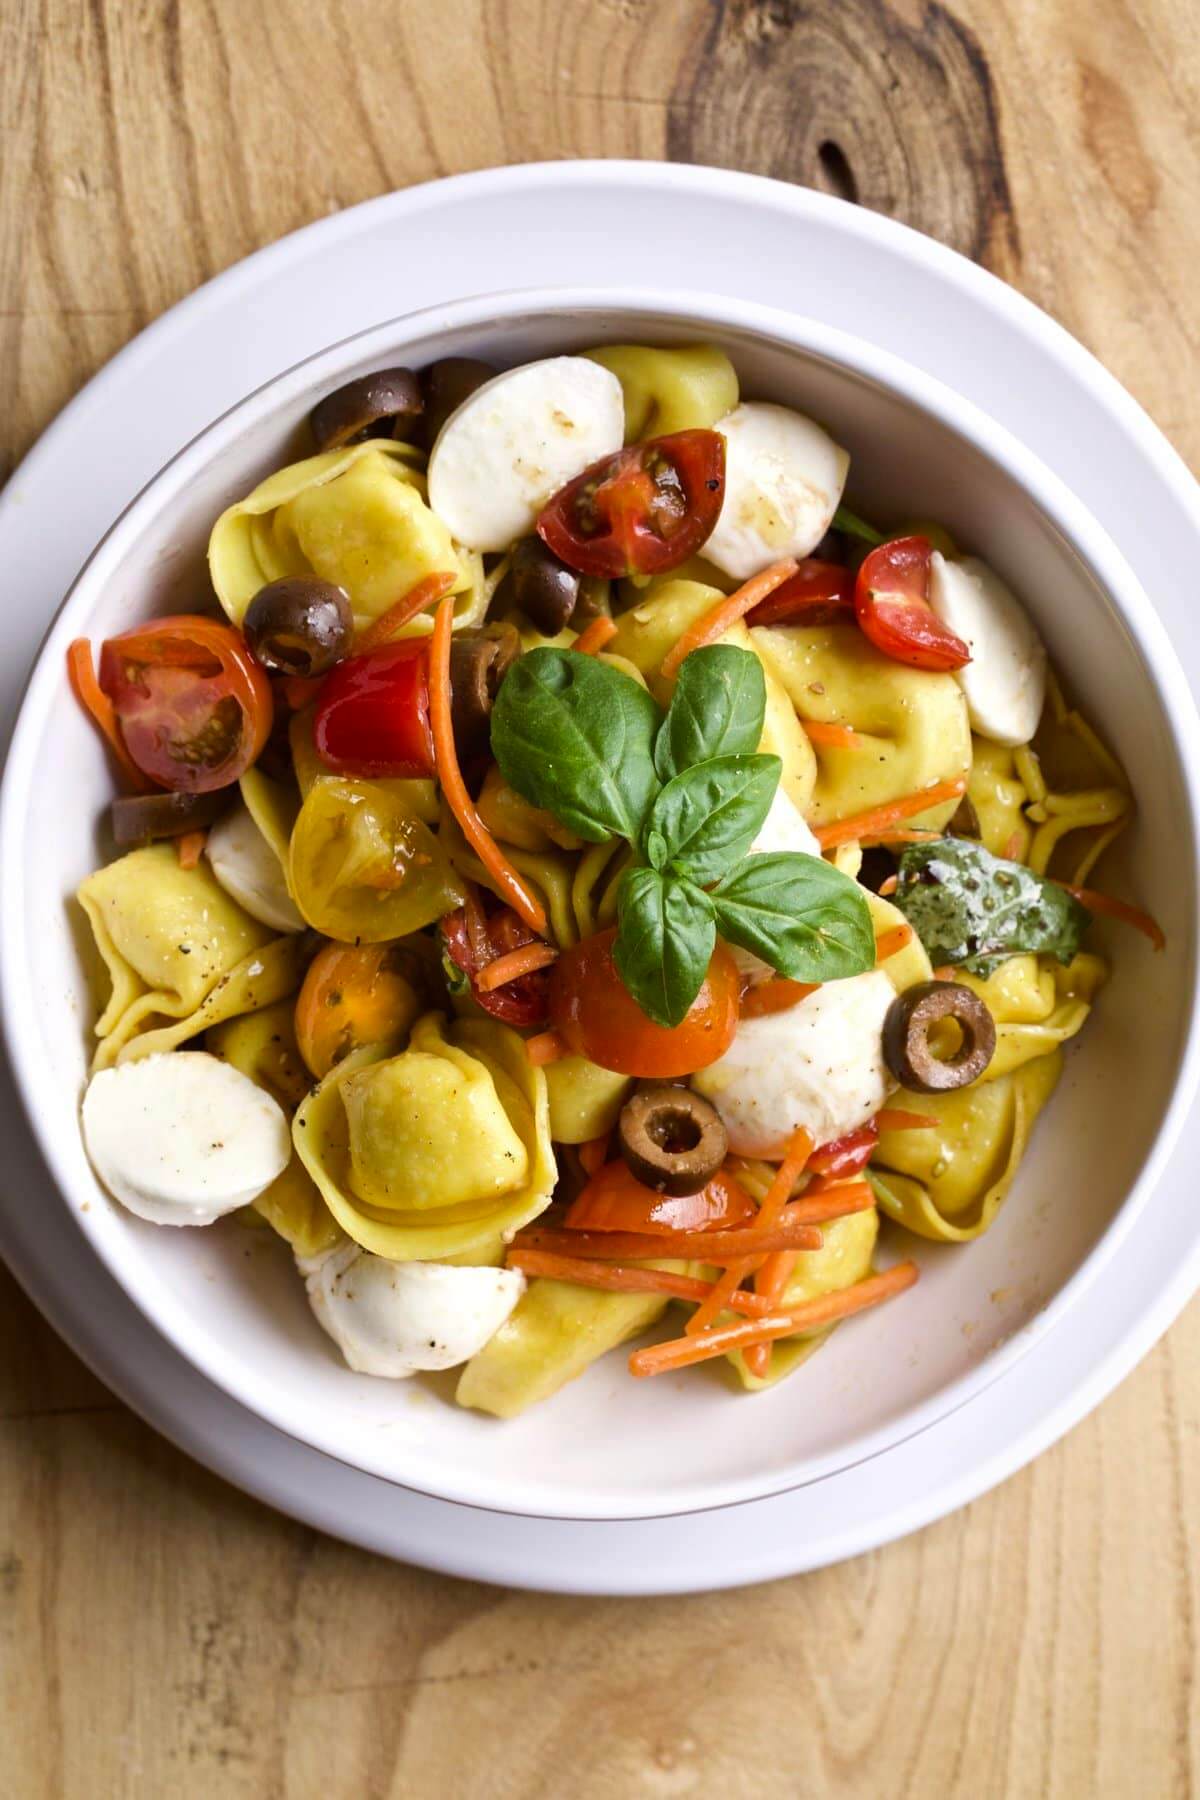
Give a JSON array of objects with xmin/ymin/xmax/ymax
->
[
  {"xmin": 645, "ymin": 829, "xmax": 669, "ymax": 872},
  {"xmin": 646, "ymin": 754, "xmax": 781, "ymax": 885},
  {"xmin": 654, "ymin": 645, "xmax": 766, "ymax": 781},
  {"xmin": 490, "ymin": 649, "xmax": 662, "ymax": 844},
  {"xmin": 711, "ymin": 852, "xmax": 876, "ymax": 981},
  {"xmin": 890, "ymin": 836, "xmax": 1092, "ymax": 974},
  {"xmin": 833, "ymin": 504, "xmax": 884, "ymax": 547},
  {"xmin": 613, "ymin": 867, "xmax": 716, "ymax": 1029}
]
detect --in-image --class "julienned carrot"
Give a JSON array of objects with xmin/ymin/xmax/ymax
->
[
  {"xmin": 357, "ymin": 571, "xmax": 457, "ymax": 651},
  {"xmin": 787, "ymin": 1180, "xmax": 874, "ymax": 1217},
  {"xmin": 660, "ymin": 559, "xmax": 798, "ymax": 679},
  {"xmin": 176, "ymin": 830, "xmax": 207, "ymax": 870},
  {"xmin": 802, "ymin": 720, "xmax": 866, "ymax": 750},
  {"xmin": 577, "ymin": 1134, "xmax": 610, "ymax": 1178},
  {"xmin": 1003, "ymin": 829, "xmax": 1024, "ymax": 861},
  {"xmin": 690, "ymin": 1128, "xmax": 813, "ymax": 1338},
  {"xmin": 741, "ymin": 978, "xmax": 819, "ymax": 1019},
  {"xmin": 628, "ymin": 1262, "xmax": 920, "ymax": 1377},
  {"xmin": 524, "ymin": 1030, "xmax": 566, "ymax": 1066},
  {"xmin": 874, "ymin": 923, "xmax": 914, "ymax": 962},
  {"xmin": 474, "ymin": 941, "xmax": 558, "ymax": 992},
  {"xmin": 878, "ymin": 874, "xmax": 899, "ymax": 896},
  {"xmin": 814, "ymin": 776, "xmax": 967, "ymax": 850},
  {"xmin": 875, "ymin": 1108, "xmax": 937, "ymax": 1132},
  {"xmin": 67, "ymin": 639, "xmax": 148, "ymax": 791},
  {"xmin": 506, "ymin": 1248, "xmax": 777, "ymax": 1317},
  {"xmin": 572, "ymin": 615, "xmax": 618, "ymax": 656},
  {"xmin": 1056, "ymin": 883, "xmax": 1166, "ymax": 952},
  {"xmin": 430, "ymin": 596, "xmax": 547, "ymax": 936},
  {"xmin": 514, "ymin": 1213, "xmax": 823, "ymax": 1266}
]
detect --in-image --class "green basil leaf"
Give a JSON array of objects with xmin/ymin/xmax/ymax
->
[
  {"xmin": 490, "ymin": 649, "xmax": 662, "ymax": 844},
  {"xmin": 613, "ymin": 867, "xmax": 716, "ymax": 1029},
  {"xmin": 711, "ymin": 852, "xmax": 875, "ymax": 981},
  {"xmin": 646, "ymin": 754, "xmax": 780, "ymax": 884},
  {"xmin": 889, "ymin": 836, "xmax": 1092, "ymax": 974},
  {"xmin": 654, "ymin": 645, "xmax": 766, "ymax": 781}
]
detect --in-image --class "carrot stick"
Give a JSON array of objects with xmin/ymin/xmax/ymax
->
[
  {"xmin": 524, "ymin": 1030, "xmax": 566, "ymax": 1066},
  {"xmin": 357, "ymin": 571, "xmax": 457, "ymax": 651},
  {"xmin": 744, "ymin": 1253, "xmax": 800, "ymax": 1372},
  {"xmin": 814, "ymin": 777, "xmax": 967, "ymax": 850},
  {"xmin": 875, "ymin": 1108, "xmax": 937, "ymax": 1131},
  {"xmin": 878, "ymin": 874, "xmax": 899, "ymax": 896},
  {"xmin": 1056, "ymin": 883, "xmax": 1165, "ymax": 952},
  {"xmin": 430, "ymin": 596, "xmax": 547, "ymax": 935},
  {"xmin": 932, "ymin": 964, "xmax": 956, "ymax": 980},
  {"xmin": 660, "ymin": 559, "xmax": 798, "ymax": 679},
  {"xmin": 506, "ymin": 1248, "xmax": 777, "ymax": 1316},
  {"xmin": 66, "ymin": 639, "xmax": 149, "ymax": 791},
  {"xmin": 692, "ymin": 1128, "xmax": 813, "ymax": 1343},
  {"xmin": 803, "ymin": 720, "xmax": 866, "ymax": 750},
  {"xmin": 1003, "ymin": 829, "xmax": 1024, "ymax": 861},
  {"xmin": 628, "ymin": 1262, "xmax": 920, "ymax": 1377},
  {"xmin": 474, "ymin": 941, "xmax": 558, "ymax": 992},
  {"xmin": 572, "ymin": 616, "xmax": 618, "ymax": 656},
  {"xmin": 176, "ymin": 830, "xmax": 207, "ymax": 869},
  {"xmin": 577, "ymin": 1134, "xmax": 610, "ymax": 1178},
  {"xmin": 874, "ymin": 923, "xmax": 914, "ymax": 962},
  {"xmin": 514, "ymin": 1213, "xmax": 823, "ymax": 1265},
  {"xmin": 788, "ymin": 1180, "xmax": 874, "ymax": 1216},
  {"xmin": 741, "ymin": 978, "xmax": 819, "ymax": 1019}
]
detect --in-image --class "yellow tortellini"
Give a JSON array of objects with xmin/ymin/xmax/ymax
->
[
  {"xmin": 77, "ymin": 846, "xmax": 301, "ymax": 1068},
  {"xmin": 725, "ymin": 1209, "xmax": 880, "ymax": 1390},
  {"xmin": 751, "ymin": 620, "xmax": 971, "ymax": 833},
  {"xmin": 870, "ymin": 1052, "xmax": 1063, "ymax": 1241},
  {"xmin": 953, "ymin": 951, "xmax": 1107, "ymax": 1081},
  {"xmin": 543, "ymin": 1055, "xmax": 633, "ymax": 1144},
  {"xmin": 207, "ymin": 1001, "xmax": 338, "ymax": 1259},
  {"xmin": 289, "ymin": 777, "xmax": 462, "ymax": 942},
  {"xmin": 583, "ymin": 343, "xmax": 739, "ymax": 440},
  {"xmin": 967, "ymin": 737, "xmax": 1032, "ymax": 860},
  {"xmin": 293, "ymin": 1013, "xmax": 555, "ymax": 1264},
  {"xmin": 611, "ymin": 578, "xmax": 817, "ymax": 815},
  {"xmin": 239, "ymin": 766, "xmax": 300, "ymax": 869},
  {"xmin": 208, "ymin": 441, "xmax": 485, "ymax": 636},
  {"xmin": 440, "ymin": 807, "xmax": 628, "ymax": 951}
]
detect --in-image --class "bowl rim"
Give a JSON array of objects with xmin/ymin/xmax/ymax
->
[{"xmin": 4, "ymin": 282, "xmax": 1199, "ymax": 1521}]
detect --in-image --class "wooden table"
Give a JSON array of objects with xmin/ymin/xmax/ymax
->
[{"xmin": 3, "ymin": 3, "xmax": 1198, "ymax": 1793}]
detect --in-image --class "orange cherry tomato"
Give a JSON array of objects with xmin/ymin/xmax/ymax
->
[
  {"xmin": 295, "ymin": 941, "xmax": 423, "ymax": 1079},
  {"xmin": 854, "ymin": 536, "xmax": 971, "ymax": 672},
  {"xmin": 549, "ymin": 927, "xmax": 739, "ymax": 1077},
  {"xmin": 565, "ymin": 1160, "xmax": 757, "ymax": 1234},
  {"xmin": 97, "ymin": 615, "xmax": 273, "ymax": 792}
]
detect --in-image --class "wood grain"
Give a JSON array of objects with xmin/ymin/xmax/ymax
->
[{"xmin": 2, "ymin": 1, "xmax": 1199, "ymax": 1794}]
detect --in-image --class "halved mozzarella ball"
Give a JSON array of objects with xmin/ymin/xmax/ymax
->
[
  {"xmin": 427, "ymin": 357, "xmax": 625, "ymax": 552},
  {"xmin": 300, "ymin": 1244, "xmax": 525, "ymax": 1378},
  {"xmin": 730, "ymin": 788, "xmax": 825, "ymax": 987},
  {"xmin": 693, "ymin": 970, "xmax": 894, "ymax": 1155},
  {"xmin": 206, "ymin": 802, "xmax": 305, "ymax": 932},
  {"xmin": 81, "ymin": 1052, "xmax": 291, "ymax": 1226},
  {"xmin": 928, "ymin": 552, "xmax": 1047, "ymax": 747},
  {"xmin": 703, "ymin": 403, "xmax": 849, "ymax": 580}
]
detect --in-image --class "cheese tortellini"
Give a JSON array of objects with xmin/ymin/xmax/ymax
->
[{"xmin": 583, "ymin": 343, "xmax": 739, "ymax": 441}]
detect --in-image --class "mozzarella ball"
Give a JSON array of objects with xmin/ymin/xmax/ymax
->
[
  {"xmin": 928, "ymin": 552, "xmax": 1047, "ymax": 747},
  {"xmin": 206, "ymin": 802, "xmax": 305, "ymax": 932},
  {"xmin": 703, "ymin": 402, "xmax": 849, "ymax": 580}
]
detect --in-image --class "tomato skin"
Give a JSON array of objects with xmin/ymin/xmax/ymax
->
[
  {"xmin": 565, "ymin": 1161, "xmax": 757, "ymax": 1234},
  {"xmin": 313, "ymin": 639, "xmax": 435, "ymax": 778},
  {"xmin": 537, "ymin": 430, "xmax": 725, "ymax": 579},
  {"xmin": 549, "ymin": 927, "xmax": 739, "ymax": 1077},
  {"xmin": 749, "ymin": 558, "xmax": 854, "ymax": 628},
  {"xmin": 855, "ymin": 536, "xmax": 971, "ymax": 672},
  {"xmin": 98, "ymin": 615, "xmax": 273, "ymax": 792},
  {"xmin": 295, "ymin": 941, "xmax": 423, "ymax": 1078},
  {"xmin": 441, "ymin": 902, "xmax": 551, "ymax": 1028},
  {"xmin": 807, "ymin": 1121, "xmax": 878, "ymax": 1179}
]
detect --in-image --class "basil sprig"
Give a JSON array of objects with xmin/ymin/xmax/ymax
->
[
  {"xmin": 491, "ymin": 644, "xmax": 874, "ymax": 1027},
  {"xmin": 890, "ymin": 836, "xmax": 1092, "ymax": 975}
]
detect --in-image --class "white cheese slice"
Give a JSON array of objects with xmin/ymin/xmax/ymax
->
[
  {"xmin": 928, "ymin": 552, "xmax": 1047, "ymax": 746},
  {"xmin": 206, "ymin": 801, "xmax": 305, "ymax": 933},
  {"xmin": 703, "ymin": 402, "xmax": 849, "ymax": 580}
]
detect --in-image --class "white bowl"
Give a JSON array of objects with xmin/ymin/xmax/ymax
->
[{"xmin": 3, "ymin": 286, "xmax": 1199, "ymax": 1521}]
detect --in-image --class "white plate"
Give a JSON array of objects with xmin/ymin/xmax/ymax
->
[{"xmin": 2, "ymin": 162, "xmax": 1199, "ymax": 1587}]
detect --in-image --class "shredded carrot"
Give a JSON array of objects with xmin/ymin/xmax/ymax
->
[
  {"xmin": 506, "ymin": 1248, "xmax": 776, "ymax": 1317},
  {"xmin": 1057, "ymin": 883, "xmax": 1166, "ymax": 952},
  {"xmin": 357, "ymin": 571, "xmax": 457, "ymax": 652},
  {"xmin": 66, "ymin": 639, "xmax": 148, "ymax": 791},
  {"xmin": 475, "ymin": 941, "xmax": 558, "ymax": 992},
  {"xmin": 685, "ymin": 1258, "xmax": 766, "ymax": 1334},
  {"xmin": 874, "ymin": 923, "xmax": 914, "ymax": 962},
  {"xmin": 1003, "ymin": 830, "xmax": 1024, "ymax": 861},
  {"xmin": 814, "ymin": 777, "xmax": 967, "ymax": 850},
  {"xmin": 932, "ymin": 964, "xmax": 956, "ymax": 981},
  {"xmin": 577, "ymin": 1134, "xmax": 610, "ymax": 1179},
  {"xmin": 875, "ymin": 1108, "xmax": 938, "ymax": 1132},
  {"xmin": 745, "ymin": 1164, "xmax": 867, "ymax": 1375},
  {"xmin": 878, "ymin": 874, "xmax": 899, "ymax": 896},
  {"xmin": 176, "ymin": 830, "xmax": 207, "ymax": 869},
  {"xmin": 802, "ymin": 720, "xmax": 866, "ymax": 750},
  {"xmin": 628, "ymin": 1262, "xmax": 920, "ymax": 1377},
  {"xmin": 696, "ymin": 1128, "xmax": 814, "ymax": 1349},
  {"xmin": 515, "ymin": 1213, "xmax": 823, "ymax": 1266},
  {"xmin": 741, "ymin": 978, "xmax": 819, "ymax": 1019},
  {"xmin": 788, "ymin": 1181, "xmax": 874, "ymax": 1218},
  {"xmin": 572, "ymin": 615, "xmax": 618, "ymax": 656},
  {"xmin": 858, "ymin": 827, "xmax": 942, "ymax": 848},
  {"xmin": 524, "ymin": 1030, "xmax": 566, "ymax": 1066},
  {"xmin": 660, "ymin": 559, "xmax": 798, "ymax": 679},
  {"xmin": 430, "ymin": 596, "xmax": 547, "ymax": 936}
]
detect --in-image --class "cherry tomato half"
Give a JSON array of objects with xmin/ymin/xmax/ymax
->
[
  {"xmin": 313, "ymin": 639, "xmax": 435, "ymax": 778},
  {"xmin": 854, "ymin": 536, "xmax": 971, "ymax": 672},
  {"xmin": 748, "ymin": 558, "xmax": 854, "ymax": 628},
  {"xmin": 807, "ymin": 1121, "xmax": 878, "ymax": 1179},
  {"xmin": 441, "ymin": 901, "xmax": 551, "ymax": 1028},
  {"xmin": 564, "ymin": 1160, "xmax": 757, "ymax": 1234},
  {"xmin": 294, "ymin": 941, "xmax": 424, "ymax": 1078},
  {"xmin": 97, "ymin": 615, "xmax": 273, "ymax": 792},
  {"xmin": 537, "ymin": 429, "xmax": 725, "ymax": 579},
  {"xmin": 549, "ymin": 927, "xmax": 739, "ymax": 1077}
]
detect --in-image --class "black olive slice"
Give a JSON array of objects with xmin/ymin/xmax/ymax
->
[
  {"xmin": 420, "ymin": 357, "xmax": 499, "ymax": 447},
  {"xmin": 244, "ymin": 578, "xmax": 354, "ymax": 677},
  {"xmin": 449, "ymin": 622, "xmax": 522, "ymax": 761},
  {"xmin": 111, "ymin": 790, "xmax": 228, "ymax": 849},
  {"xmin": 617, "ymin": 1085, "xmax": 728, "ymax": 1197},
  {"xmin": 508, "ymin": 536, "xmax": 582, "ymax": 636},
  {"xmin": 882, "ymin": 980, "xmax": 996, "ymax": 1093},
  {"xmin": 309, "ymin": 368, "xmax": 424, "ymax": 451}
]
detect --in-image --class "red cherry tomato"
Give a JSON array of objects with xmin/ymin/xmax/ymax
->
[
  {"xmin": 854, "ymin": 536, "xmax": 971, "ymax": 672},
  {"xmin": 749, "ymin": 558, "xmax": 854, "ymax": 628},
  {"xmin": 549, "ymin": 927, "xmax": 739, "ymax": 1077},
  {"xmin": 97, "ymin": 615, "xmax": 273, "ymax": 793},
  {"xmin": 807, "ymin": 1121, "xmax": 878, "ymax": 1179},
  {"xmin": 565, "ymin": 1161, "xmax": 757, "ymax": 1234},
  {"xmin": 537, "ymin": 429, "xmax": 725, "ymax": 579},
  {"xmin": 441, "ymin": 902, "xmax": 550, "ymax": 1028},
  {"xmin": 313, "ymin": 639, "xmax": 435, "ymax": 778}
]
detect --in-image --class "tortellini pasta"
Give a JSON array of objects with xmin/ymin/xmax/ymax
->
[
  {"xmin": 724, "ymin": 1209, "xmax": 879, "ymax": 1390},
  {"xmin": 293, "ymin": 1013, "xmax": 555, "ymax": 1264},
  {"xmin": 583, "ymin": 343, "xmax": 739, "ymax": 441},
  {"xmin": 440, "ymin": 807, "xmax": 629, "ymax": 951},
  {"xmin": 543, "ymin": 1054, "xmax": 633, "ymax": 1145},
  {"xmin": 953, "ymin": 951, "xmax": 1106, "ymax": 1081}
]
